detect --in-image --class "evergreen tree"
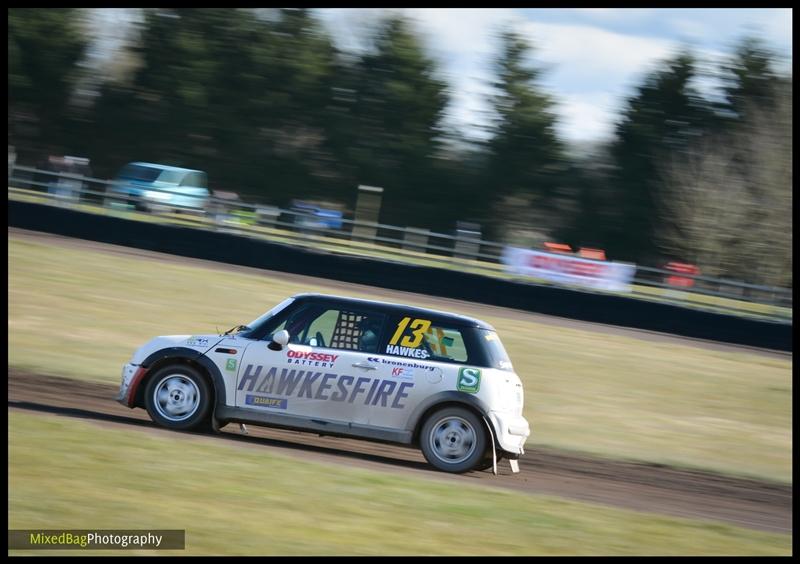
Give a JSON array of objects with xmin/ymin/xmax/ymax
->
[
  {"xmin": 719, "ymin": 36, "xmax": 782, "ymax": 122},
  {"xmin": 608, "ymin": 51, "xmax": 715, "ymax": 263},
  {"xmin": 8, "ymin": 8, "xmax": 89, "ymax": 158},
  {"xmin": 87, "ymin": 8, "xmax": 341, "ymax": 202},
  {"xmin": 339, "ymin": 15, "xmax": 450, "ymax": 225},
  {"xmin": 483, "ymin": 29, "xmax": 567, "ymax": 240}
]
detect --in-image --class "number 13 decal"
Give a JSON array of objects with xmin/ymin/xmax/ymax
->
[{"xmin": 389, "ymin": 317, "xmax": 431, "ymax": 348}]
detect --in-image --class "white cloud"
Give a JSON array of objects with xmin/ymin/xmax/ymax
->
[
  {"xmin": 668, "ymin": 18, "xmax": 711, "ymax": 43},
  {"xmin": 568, "ymin": 8, "xmax": 657, "ymax": 23},
  {"xmin": 555, "ymin": 92, "xmax": 620, "ymax": 144},
  {"xmin": 515, "ymin": 20, "xmax": 676, "ymax": 89},
  {"xmin": 399, "ymin": 11, "xmax": 681, "ymax": 143},
  {"xmin": 751, "ymin": 9, "xmax": 792, "ymax": 45},
  {"xmin": 314, "ymin": 8, "xmax": 792, "ymax": 146}
]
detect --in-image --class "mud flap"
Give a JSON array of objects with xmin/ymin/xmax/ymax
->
[
  {"xmin": 509, "ymin": 459, "xmax": 520, "ymax": 473},
  {"xmin": 481, "ymin": 416, "xmax": 498, "ymax": 476},
  {"xmin": 210, "ymin": 405, "xmax": 221, "ymax": 434}
]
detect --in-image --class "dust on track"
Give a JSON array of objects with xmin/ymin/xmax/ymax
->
[{"xmin": 8, "ymin": 369, "xmax": 792, "ymax": 535}]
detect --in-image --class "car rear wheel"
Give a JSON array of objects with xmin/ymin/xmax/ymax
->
[
  {"xmin": 144, "ymin": 364, "xmax": 211, "ymax": 431},
  {"xmin": 420, "ymin": 406, "xmax": 487, "ymax": 473}
]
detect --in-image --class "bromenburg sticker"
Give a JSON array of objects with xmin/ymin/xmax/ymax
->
[{"xmin": 457, "ymin": 367, "xmax": 481, "ymax": 393}]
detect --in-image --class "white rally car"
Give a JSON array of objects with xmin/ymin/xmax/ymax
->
[{"xmin": 117, "ymin": 294, "xmax": 530, "ymax": 474}]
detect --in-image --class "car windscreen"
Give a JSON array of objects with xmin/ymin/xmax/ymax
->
[
  {"xmin": 241, "ymin": 298, "xmax": 295, "ymax": 338},
  {"xmin": 118, "ymin": 164, "xmax": 162, "ymax": 183}
]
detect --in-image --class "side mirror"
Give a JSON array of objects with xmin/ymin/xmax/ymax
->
[{"xmin": 271, "ymin": 329, "xmax": 290, "ymax": 350}]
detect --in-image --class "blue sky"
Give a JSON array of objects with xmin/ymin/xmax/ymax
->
[{"xmin": 314, "ymin": 8, "xmax": 792, "ymax": 145}]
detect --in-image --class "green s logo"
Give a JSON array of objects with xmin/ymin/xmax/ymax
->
[
  {"xmin": 226, "ymin": 358, "xmax": 237, "ymax": 371},
  {"xmin": 457, "ymin": 367, "xmax": 481, "ymax": 393}
]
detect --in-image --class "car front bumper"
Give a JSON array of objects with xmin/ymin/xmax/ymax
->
[{"xmin": 116, "ymin": 363, "xmax": 148, "ymax": 408}]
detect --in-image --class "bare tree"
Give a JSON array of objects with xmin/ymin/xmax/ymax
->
[
  {"xmin": 658, "ymin": 137, "xmax": 749, "ymax": 277},
  {"xmin": 658, "ymin": 80, "xmax": 792, "ymax": 287},
  {"xmin": 737, "ymin": 86, "xmax": 792, "ymax": 287}
]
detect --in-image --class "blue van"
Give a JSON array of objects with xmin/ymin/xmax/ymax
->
[{"xmin": 108, "ymin": 162, "xmax": 210, "ymax": 213}]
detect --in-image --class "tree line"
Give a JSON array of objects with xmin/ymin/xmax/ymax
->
[{"xmin": 8, "ymin": 8, "xmax": 792, "ymax": 287}]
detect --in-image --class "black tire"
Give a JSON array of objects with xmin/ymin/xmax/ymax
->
[
  {"xmin": 144, "ymin": 364, "xmax": 212, "ymax": 431},
  {"xmin": 419, "ymin": 406, "xmax": 488, "ymax": 473}
]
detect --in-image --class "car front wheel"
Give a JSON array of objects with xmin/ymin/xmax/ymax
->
[
  {"xmin": 420, "ymin": 406, "xmax": 488, "ymax": 473},
  {"xmin": 144, "ymin": 364, "xmax": 211, "ymax": 431}
]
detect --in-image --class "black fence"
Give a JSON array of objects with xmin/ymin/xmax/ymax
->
[{"xmin": 9, "ymin": 199, "xmax": 792, "ymax": 352}]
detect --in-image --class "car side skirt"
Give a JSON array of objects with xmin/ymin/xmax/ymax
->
[{"xmin": 215, "ymin": 405, "xmax": 413, "ymax": 445}]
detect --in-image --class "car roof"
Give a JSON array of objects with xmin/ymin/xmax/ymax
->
[
  {"xmin": 291, "ymin": 293, "xmax": 495, "ymax": 330},
  {"xmin": 127, "ymin": 162, "xmax": 204, "ymax": 174}
]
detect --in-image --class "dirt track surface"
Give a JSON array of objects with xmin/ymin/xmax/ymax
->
[{"xmin": 8, "ymin": 369, "xmax": 791, "ymax": 535}]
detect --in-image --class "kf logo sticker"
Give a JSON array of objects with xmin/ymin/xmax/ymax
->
[
  {"xmin": 457, "ymin": 367, "xmax": 481, "ymax": 393},
  {"xmin": 226, "ymin": 358, "xmax": 238, "ymax": 371}
]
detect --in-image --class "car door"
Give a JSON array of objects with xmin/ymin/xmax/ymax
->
[{"xmin": 235, "ymin": 303, "xmax": 407, "ymax": 426}]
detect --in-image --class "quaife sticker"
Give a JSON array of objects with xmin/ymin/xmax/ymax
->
[
  {"xmin": 457, "ymin": 367, "xmax": 481, "ymax": 393},
  {"xmin": 245, "ymin": 395, "xmax": 287, "ymax": 409},
  {"xmin": 186, "ymin": 336, "xmax": 209, "ymax": 347}
]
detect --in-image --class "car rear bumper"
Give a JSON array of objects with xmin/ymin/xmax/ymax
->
[{"xmin": 488, "ymin": 411, "xmax": 530, "ymax": 455}]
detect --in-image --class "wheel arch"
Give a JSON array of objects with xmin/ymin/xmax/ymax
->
[
  {"xmin": 133, "ymin": 347, "xmax": 226, "ymax": 409},
  {"xmin": 409, "ymin": 392, "xmax": 496, "ymax": 447}
]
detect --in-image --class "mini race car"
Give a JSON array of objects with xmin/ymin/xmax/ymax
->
[{"xmin": 116, "ymin": 294, "xmax": 530, "ymax": 474}]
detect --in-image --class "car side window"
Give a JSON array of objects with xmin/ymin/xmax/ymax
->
[
  {"xmin": 180, "ymin": 172, "xmax": 203, "ymax": 187},
  {"xmin": 158, "ymin": 170, "xmax": 183, "ymax": 185},
  {"xmin": 308, "ymin": 309, "xmax": 386, "ymax": 352},
  {"xmin": 425, "ymin": 325, "xmax": 468, "ymax": 363},
  {"xmin": 266, "ymin": 305, "xmax": 385, "ymax": 352}
]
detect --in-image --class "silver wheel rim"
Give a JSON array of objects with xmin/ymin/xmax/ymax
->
[
  {"xmin": 429, "ymin": 416, "xmax": 477, "ymax": 465},
  {"xmin": 153, "ymin": 374, "xmax": 200, "ymax": 422}
]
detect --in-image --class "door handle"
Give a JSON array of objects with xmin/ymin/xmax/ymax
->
[{"xmin": 352, "ymin": 362, "xmax": 376, "ymax": 371}]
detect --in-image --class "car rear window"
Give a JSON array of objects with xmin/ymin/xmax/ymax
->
[{"xmin": 476, "ymin": 329, "xmax": 514, "ymax": 371}]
